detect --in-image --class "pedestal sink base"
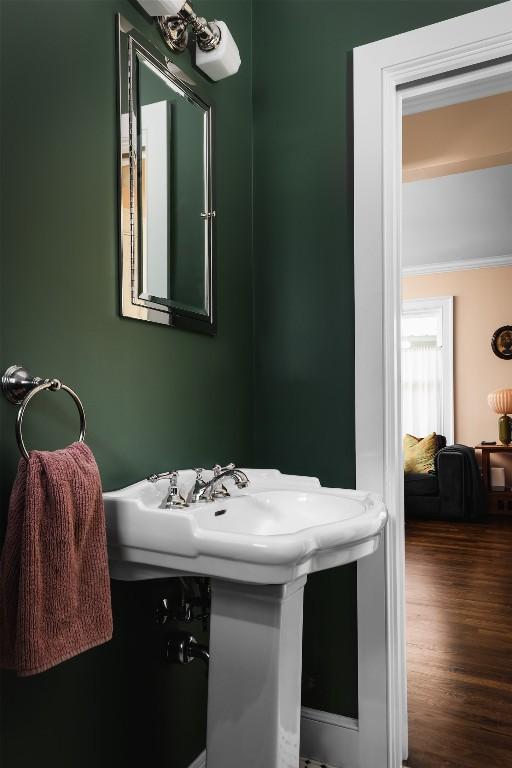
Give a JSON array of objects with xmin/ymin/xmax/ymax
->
[
  {"xmin": 103, "ymin": 469, "xmax": 388, "ymax": 767},
  {"xmin": 206, "ymin": 576, "xmax": 307, "ymax": 768}
]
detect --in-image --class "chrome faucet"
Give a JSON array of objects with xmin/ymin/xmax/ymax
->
[
  {"xmin": 147, "ymin": 470, "xmax": 187, "ymax": 509},
  {"xmin": 148, "ymin": 464, "xmax": 249, "ymax": 507},
  {"xmin": 187, "ymin": 464, "xmax": 249, "ymax": 504}
]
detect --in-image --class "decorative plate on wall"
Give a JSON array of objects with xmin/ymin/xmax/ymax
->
[{"xmin": 492, "ymin": 325, "xmax": 512, "ymax": 359}]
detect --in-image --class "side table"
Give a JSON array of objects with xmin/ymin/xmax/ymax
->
[{"xmin": 475, "ymin": 444, "xmax": 512, "ymax": 515}]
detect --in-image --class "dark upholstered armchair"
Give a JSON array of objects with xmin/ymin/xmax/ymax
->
[{"xmin": 404, "ymin": 436, "xmax": 486, "ymax": 521}]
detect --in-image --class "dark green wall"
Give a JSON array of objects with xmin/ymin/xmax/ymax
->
[
  {"xmin": 0, "ymin": 1, "xmax": 252, "ymax": 766},
  {"xmin": 252, "ymin": 0, "xmax": 504, "ymax": 718},
  {"xmin": 0, "ymin": 0, "xmax": 507, "ymax": 765}
]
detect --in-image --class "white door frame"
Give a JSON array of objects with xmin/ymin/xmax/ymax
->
[
  {"xmin": 353, "ymin": 4, "xmax": 512, "ymax": 768},
  {"xmin": 401, "ymin": 296, "xmax": 454, "ymax": 445}
]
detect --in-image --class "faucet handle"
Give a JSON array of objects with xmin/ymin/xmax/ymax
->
[
  {"xmin": 167, "ymin": 471, "xmax": 179, "ymax": 495},
  {"xmin": 148, "ymin": 470, "xmax": 177, "ymax": 483},
  {"xmin": 213, "ymin": 462, "xmax": 235, "ymax": 476},
  {"xmin": 162, "ymin": 472, "xmax": 188, "ymax": 509}
]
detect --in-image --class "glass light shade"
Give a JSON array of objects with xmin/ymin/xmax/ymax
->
[
  {"xmin": 488, "ymin": 388, "xmax": 512, "ymax": 414},
  {"xmin": 138, "ymin": 0, "xmax": 184, "ymax": 16},
  {"xmin": 195, "ymin": 21, "xmax": 241, "ymax": 81}
]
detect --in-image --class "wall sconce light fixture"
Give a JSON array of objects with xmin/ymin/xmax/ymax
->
[{"xmin": 138, "ymin": 0, "xmax": 241, "ymax": 81}]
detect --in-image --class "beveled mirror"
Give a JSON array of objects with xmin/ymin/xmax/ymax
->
[{"xmin": 117, "ymin": 15, "xmax": 215, "ymax": 334}]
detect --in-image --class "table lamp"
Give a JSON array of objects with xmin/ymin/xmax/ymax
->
[{"xmin": 487, "ymin": 388, "xmax": 512, "ymax": 445}]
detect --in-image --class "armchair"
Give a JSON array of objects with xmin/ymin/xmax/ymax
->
[{"xmin": 404, "ymin": 436, "xmax": 486, "ymax": 521}]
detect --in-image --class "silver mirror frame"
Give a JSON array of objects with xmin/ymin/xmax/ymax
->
[{"xmin": 116, "ymin": 14, "xmax": 215, "ymax": 335}]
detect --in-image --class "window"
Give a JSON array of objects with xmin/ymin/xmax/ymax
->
[{"xmin": 401, "ymin": 297, "xmax": 454, "ymax": 443}]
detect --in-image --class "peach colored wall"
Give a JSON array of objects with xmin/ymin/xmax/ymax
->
[
  {"xmin": 402, "ymin": 91, "xmax": 512, "ymax": 182},
  {"xmin": 402, "ymin": 266, "xmax": 512, "ymax": 484}
]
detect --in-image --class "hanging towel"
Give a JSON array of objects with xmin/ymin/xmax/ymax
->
[{"xmin": 0, "ymin": 442, "xmax": 113, "ymax": 676}]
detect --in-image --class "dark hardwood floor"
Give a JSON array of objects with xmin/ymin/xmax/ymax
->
[{"xmin": 403, "ymin": 516, "xmax": 512, "ymax": 768}]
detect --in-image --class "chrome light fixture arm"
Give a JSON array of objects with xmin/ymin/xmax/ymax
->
[
  {"xmin": 158, "ymin": 2, "xmax": 221, "ymax": 54},
  {"xmin": 139, "ymin": 0, "xmax": 241, "ymax": 81}
]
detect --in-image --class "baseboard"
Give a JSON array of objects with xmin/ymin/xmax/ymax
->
[
  {"xmin": 301, "ymin": 708, "xmax": 359, "ymax": 768},
  {"xmin": 188, "ymin": 750, "xmax": 206, "ymax": 768},
  {"xmin": 300, "ymin": 760, "xmax": 337, "ymax": 768},
  {"xmin": 301, "ymin": 707, "xmax": 358, "ymax": 731},
  {"xmin": 186, "ymin": 752, "xmax": 337, "ymax": 768},
  {"xmin": 186, "ymin": 708, "xmax": 358, "ymax": 768}
]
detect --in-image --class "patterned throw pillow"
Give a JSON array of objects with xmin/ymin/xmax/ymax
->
[{"xmin": 403, "ymin": 432, "xmax": 437, "ymax": 474}]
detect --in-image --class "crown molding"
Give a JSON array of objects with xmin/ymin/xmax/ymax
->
[{"xmin": 402, "ymin": 253, "xmax": 512, "ymax": 277}]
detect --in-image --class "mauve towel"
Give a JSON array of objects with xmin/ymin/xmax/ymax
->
[{"xmin": 0, "ymin": 442, "xmax": 113, "ymax": 676}]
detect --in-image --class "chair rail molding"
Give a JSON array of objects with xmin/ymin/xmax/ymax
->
[{"xmin": 353, "ymin": 4, "xmax": 512, "ymax": 768}]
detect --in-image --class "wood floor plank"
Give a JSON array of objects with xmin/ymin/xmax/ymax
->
[{"xmin": 403, "ymin": 516, "xmax": 512, "ymax": 768}]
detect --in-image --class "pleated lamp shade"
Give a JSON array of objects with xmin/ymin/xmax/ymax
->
[{"xmin": 488, "ymin": 388, "xmax": 512, "ymax": 415}]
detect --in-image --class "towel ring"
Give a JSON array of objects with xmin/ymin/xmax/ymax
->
[{"xmin": 1, "ymin": 365, "xmax": 86, "ymax": 461}]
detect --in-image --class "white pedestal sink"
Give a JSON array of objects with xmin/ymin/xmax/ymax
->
[{"xmin": 104, "ymin": 469, "xmax": 387, "ymax": 768}]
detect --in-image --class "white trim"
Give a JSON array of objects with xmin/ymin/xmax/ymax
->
[
  {"xmin": 185, "ymin": 754, "xmax": 340, "ymax": 768},
  {"xmin": 402, "ymin": 253, "xmax": 512, "ymax": 276},
  {"xmin": 187, "ymin": 750, "xmax": 206, "ymax": 768},
  {"xmin": 354, "ymin": 5, "xmax": 512, "ymax": 768},
  {"xmin": 186, "ymin": 754, "xmax": 339, "ymax": 768},
  {"xmin": 402, "ymin": 59, "xmax": 512, "ymax": 115},
  {"xmin": 185, "ymin": 710, "xmax": 358, "ymax": 768},
  {"xmin": 300, "ymin": 710, "xmax": 359, "ymax": 768},
  {"xmin": 301, "ymin": 707, "xmax": 358, "ymax": 731},
  {"xmin": 402, "ymin": 296, "xmax": 454, "ymax": 446}
]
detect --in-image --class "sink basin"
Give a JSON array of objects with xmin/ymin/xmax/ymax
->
[
  {"xmin": 103, "ymin": 468, "xmax": 387, "ymax": 584},
  {"xmin": 103, "ymin": 468, "xmax": 387, "ymax": 768}
]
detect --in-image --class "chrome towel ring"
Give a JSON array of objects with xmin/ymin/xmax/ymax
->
[{"xmin": 1, "ymin": 365, "xmax": 87, "ymax": 461}]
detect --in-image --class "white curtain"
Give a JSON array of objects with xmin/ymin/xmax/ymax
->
[{"xmin": 401, "ymin": 339, "xmax": 442, "ymax": 438}]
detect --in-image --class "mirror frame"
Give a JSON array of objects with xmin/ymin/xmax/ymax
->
[{"xmin": 117, "ymin": 14, "xmax": 215, "ymax": 335}]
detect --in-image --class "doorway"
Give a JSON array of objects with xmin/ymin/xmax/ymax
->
[
  {"xmin": 400, "ymin": 69, "xmax": 512, "ymax": 767},
  {"xmin": 353, "ymin": 4, "xmax": 512, "ymax": 767}
]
